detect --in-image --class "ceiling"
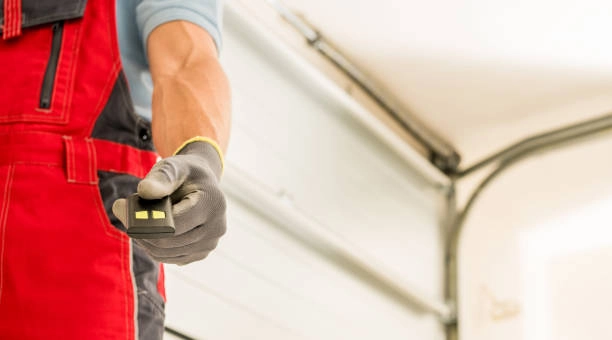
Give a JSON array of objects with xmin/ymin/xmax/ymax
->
[{"xmin": 250, "ymin": 0, "xmax": 612, "ymax": 166}]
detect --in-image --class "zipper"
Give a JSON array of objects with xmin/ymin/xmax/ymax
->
[{"xmin": 39, "ymin": 21, "xmax": 64, "ymax": 109}]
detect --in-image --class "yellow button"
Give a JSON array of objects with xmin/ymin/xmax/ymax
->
[
  {"xmin": 152, "ymin": 210, "xmax": 166, "ymax": 219},
  {"xmin": 135, "ymin": 211, "xmax": 148, "ymax": 219}
]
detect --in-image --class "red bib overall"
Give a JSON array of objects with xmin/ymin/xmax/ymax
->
[{"xmin": 0, "ymin": 0, "xmax": 166, "ymax": 338}]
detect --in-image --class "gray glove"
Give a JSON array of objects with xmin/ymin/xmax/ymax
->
[{"xmin": 112, "ymin": 141, "xmax": 227, "ymax": 265}]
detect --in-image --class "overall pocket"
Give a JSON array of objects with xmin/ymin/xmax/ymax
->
[
  {"xmin": 0, "ymin": 163, "xmax": 137, "ymax": 339},
  {"xmin": 0, "ymin": 0, "xmax": 85, "ymax": 124}
]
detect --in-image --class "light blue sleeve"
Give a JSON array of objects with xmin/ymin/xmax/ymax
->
[
  {"xmin": 116, "ymin": 0, "xmax": 224, "ymax": 120},
  {"xmin": 136, "ymin": 0, "xmax": 224, "ymax": 55}
]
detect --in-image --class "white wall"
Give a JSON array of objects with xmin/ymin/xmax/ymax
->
[
  {"xmin": 163, "ymin": 5, "xmax": 447, "ymax": 340},
  {"xmin": 458, "ymin": 133, "xmax": 612, "ymax": 340}
]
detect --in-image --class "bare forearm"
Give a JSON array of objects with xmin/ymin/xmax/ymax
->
[{"xmin": 147, "ymin": 21, "xmax": 231, "ymax": 158}]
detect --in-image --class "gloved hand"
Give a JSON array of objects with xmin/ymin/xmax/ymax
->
[{"xmin": 112, "ymin": 139, "xmax": 227, "ymax": 265}]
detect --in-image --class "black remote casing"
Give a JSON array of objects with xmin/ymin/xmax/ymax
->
[{"xmin": 126, "ymin": 193, "xmax": 175, "ymax": 239}]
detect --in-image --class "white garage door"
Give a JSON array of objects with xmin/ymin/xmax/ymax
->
[{"xmin": 164, "ymin": 5, "xmax": 447, "ymax": 340}]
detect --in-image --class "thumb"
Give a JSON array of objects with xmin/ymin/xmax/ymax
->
[
  {"xmin": 138, "ymin": 159, "xmax": 186, "ymax": 199},
  {"xmin": 112, "ymin": 198, "xmax": 128, "ymax": 227}
]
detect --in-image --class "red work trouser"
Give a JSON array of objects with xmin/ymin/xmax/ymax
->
[{"xmin": 0, "ymin": 0, "xmax": 165, "ymax": 338}]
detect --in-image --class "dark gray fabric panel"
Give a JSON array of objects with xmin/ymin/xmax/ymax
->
[
  {"xmin": 92, "ymin": 72, "xmax": 155, "ymax": 151},
  {"xmin": 93, "ymin": 73, "xmax": 163, "ymax": 339},
  {"xmin": 98, "ymin": 171, "xmax": 165, "ymax": 340},
  {"xmin": 0, "ymin": 0, "xmax": 87, "ymax": 30},
  {"xmin": 133, "ymin": 242, "xmax": 166, "ymax": 340}
]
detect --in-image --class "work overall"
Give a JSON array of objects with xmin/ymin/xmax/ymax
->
[{"xmin": 0, "ymin": 0, "xmax": 166, "ymax": 338}]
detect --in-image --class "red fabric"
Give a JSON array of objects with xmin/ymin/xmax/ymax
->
[
  {"xmin": 0, "ymin": 0, "xmax": 120, "ymax": 133},
  {"xmin": 0, "ymin": 0, "xmax": 158, "ymax": 338},
  {"xmin": 2, "ymin": 0, "xmax": 22, "ymax": 40},
  {"xmin": 0, "ymin": 10, "xmax": 78, "ymax": 125},
  {"xmin": 0, "ymin": 132, "xmax": 159, "ymax": 179},
  {"xmin": 94, "ymin": 139, "xmax": 159, "ymax": 178},
  {"xmin": 0, "ymin": 164, "xmax": 135, "ymax": 339},
  {"xmin": 64, "ymin": 135, "xmax": 98, "ymax": 184}
]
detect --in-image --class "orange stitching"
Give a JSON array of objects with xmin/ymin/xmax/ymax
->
[
  {"xmin": 11, "ymin": 0, "xmax": 16, "ymax": 36},
  {"xmin": 68, "ymin": 23, "xmax": 81, "ymax": 122},
  {"xmin": 84, "ymin": 138, "xmax": 90, "ymax": 183},
  {"xmin": 8, "ymin": 0, "xmax": 14, "ymax": 37},
  {"xmin": 90, "ymin": 186, "xmax": 122, "ymax": 241},
  {"xmin": 62, "ymin": 20, "xmax": 83, "ymax": 123},
  {"xmin": 84, "ymin": 63, "xmax": 120, "ymax": 135},
  {"xmin": 0, "ymin": 113, "xmax": 65, "ymax": 123},
  {"xmin": 13, "ymin": 0, "xmax": 21, "ymax": 37},
  {"xmin": 83, "ymin": 1, "xmax": 122, "ymax": 135},
  {"xmin": 125, "ymin": 239, "xmax": 133, "ymax": 339},
  {"xmin": 91, "ymin": 139, "xmax": 97, "ymax": 183},
  {"xmin": 0, "ymin": 165, "xmax": 16, "ymax": 304},
  {"xmin": 121, "ymin": 235, "xmax": 128, "ymax": 338},
  {"xmin": 71, "ymin": 140, "xmax": 76, "ymax": 182},
  {"xmin": 8, "ymin": 0, "xmax": 13, "ymax": 37},
  {"xmin": 85, "ymin": 139, "xmax": 91, "ymax": 182},
  {"xmin": 64, "ymin": 137, "xmax": 75, "ymax": 183},
  {"xmin": 2, "ymin": 1, "xmax": 22, "ymax": 41},
  {"xmin": 70, "ymin": 137, "xmax": 75, "ymax": 182},
  {"xmin": 85, "ymin": 138, "xmax": 95, "ymax": 183},
  {"xmin": 88, "ymin": 179, "xmax": 134, "ymax": 336},
  {"xmin": 64, "ymin": 137, "xmax": 71, "ymax": 181},
  {"xmin": 106, "ymin": 0, "xmax": 118, "ymax": 61},
  {"xmin": 2, "ymin": 0, "xmax": 11, "ymax": 39},
  {"xmin": 10, "ymin": 162, "xmax": 62, "ymax": 167},
  {"xmin": 88, "ymin": 182, "xmax": 133, "ymax": 336},
  {"xmin": 4, "ymin": 1, "xmax": 10, "ymax": 38}
]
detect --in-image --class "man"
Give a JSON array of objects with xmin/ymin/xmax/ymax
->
[{"xmin": 0, "ymin": 0, "xmax": 230, "ymax": 339}]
